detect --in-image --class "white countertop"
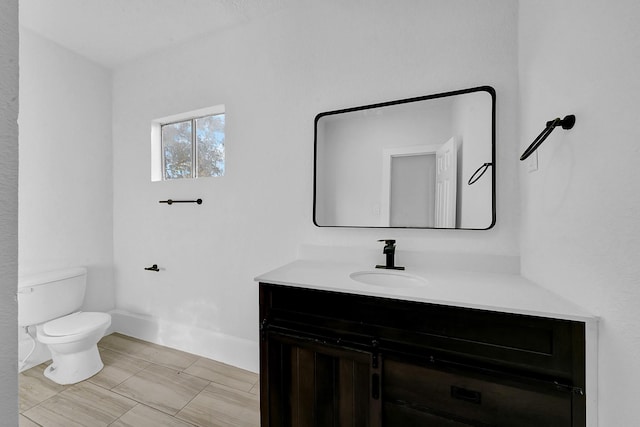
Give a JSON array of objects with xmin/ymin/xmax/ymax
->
[{"xmin": 255, "ymin": 259, "xmax": 596, "ymax": 323}]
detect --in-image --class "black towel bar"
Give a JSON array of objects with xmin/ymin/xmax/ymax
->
[
  {"xmin": 520, "ymin": 115, "xmax": 575, "ymax": 161},
  {"xmin": 159, "ymin": 198, "xmax": 203, "ymax": 205}
]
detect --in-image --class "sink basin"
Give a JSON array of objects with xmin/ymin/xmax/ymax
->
[{"xmin": 349, "ymin": 270, "xmax": 428, "ymax": 288}]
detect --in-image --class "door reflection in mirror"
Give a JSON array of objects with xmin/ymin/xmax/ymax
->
[{"xmin": 390, "ymin": 152, "xmax": 436, "ymax": 227}]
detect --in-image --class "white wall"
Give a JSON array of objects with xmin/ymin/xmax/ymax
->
[
  {"xmin": 519, "ymin": 1, "xmax": 640, "ymax": 424},
  {"xmin": 300, "ymin": 1, "xmax": 519, "ymax": 252},
  {"xmin": 113, "ymin": 0, "xmax": 519, "ymax": 370},
  {"xmin": 18, "ymin": 29, "xmax": 114, "ymax": 312},
  {"xmin": 0, "ymin": 0, "xmax": 19, "ymax": 423}
]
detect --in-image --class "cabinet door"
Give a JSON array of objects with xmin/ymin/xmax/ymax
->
[
  {"xmin": 383, "ymin": 357, "xmax": 573, "ymax": 427},
  {"xmin": 261, "ymin": 331, "xmax": 380, "ymax": 427}
]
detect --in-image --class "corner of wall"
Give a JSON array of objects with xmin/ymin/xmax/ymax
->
[{"xmin": 0, "ymin": 0, "xmax": 19, "ymax": 423}]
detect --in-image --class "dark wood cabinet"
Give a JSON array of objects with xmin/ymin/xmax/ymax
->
[
  {"xmin": 259, "ymin": 283, "xmax": 586, "ymax": 426},
  {"xmin": 263, "ymin": 330, "xmax": 379, "ymax": 426}
]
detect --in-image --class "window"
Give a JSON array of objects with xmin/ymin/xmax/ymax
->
[{"xmin": 151, "ymin": 105, "xmax": 225, "ymax": 181}]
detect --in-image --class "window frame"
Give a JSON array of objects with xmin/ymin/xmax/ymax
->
[{"xmin": 151, "ymin": 104, "xmax": 225, "ymax": 182}]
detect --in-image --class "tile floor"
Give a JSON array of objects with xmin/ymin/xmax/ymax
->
[{"xmin": 19, "ymin": 333, "xmax": 260, "ymax": 427}]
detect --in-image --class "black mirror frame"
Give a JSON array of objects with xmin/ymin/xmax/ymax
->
[{"xmin": 313, "ymin": 85, "xmax": 496, "ymax": 230}]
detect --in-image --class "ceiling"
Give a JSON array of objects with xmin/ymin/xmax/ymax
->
[{"xmin": 19, "ymin": 0, "xmax": 292, "ymax": 69}]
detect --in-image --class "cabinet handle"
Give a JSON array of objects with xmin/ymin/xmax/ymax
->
[
  {"xmin": 371, "ymin": 374, "xmax": 380, "ymax": 400},
  {"xmin": 260, "ymin": 319, "xmax": 269, "ymax": 341},
  {"xmin": 371, "ymin": 339, "xmax": 379, "ymax": 368},
  {"xmin": 451, "ymin": 386, "xmax": 481, "ymax": 404}
]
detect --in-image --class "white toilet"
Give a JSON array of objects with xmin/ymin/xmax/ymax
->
[{"xmin": 18, "ymin": 267, "xmax": 111, "ymax": 385}]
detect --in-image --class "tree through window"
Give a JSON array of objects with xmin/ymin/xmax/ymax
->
[{"xmin": 161, "ymin": 113, "xmax": 225, "ymax": 180}]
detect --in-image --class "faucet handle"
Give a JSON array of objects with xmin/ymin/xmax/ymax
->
[{"xmin": 377, "ymin": 239, "xmax": 396, "ymax": 245}]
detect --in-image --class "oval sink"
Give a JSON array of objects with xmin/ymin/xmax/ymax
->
[{"xmin": 349, "ymin": 270, "xmax": 427, "ymax": 288}]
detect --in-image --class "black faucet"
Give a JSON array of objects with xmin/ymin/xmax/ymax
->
[{"xmin": 375, "ymin": 239, "xmax": 405, "ymax": 270}]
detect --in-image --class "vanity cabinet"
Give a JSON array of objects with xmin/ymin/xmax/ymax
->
[{"xmin": 259, "ymin": 283, "xmax": 586, "ymax": 427}]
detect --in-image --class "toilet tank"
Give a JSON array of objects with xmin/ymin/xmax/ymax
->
[{"xmin": 18, "ymin": 267, "xmax": 87, "ymax": 327}]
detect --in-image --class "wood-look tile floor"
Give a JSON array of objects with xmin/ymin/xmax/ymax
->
[{"xmin": 19, "ymin": 333, "xmax": 260, "ymax": 427}]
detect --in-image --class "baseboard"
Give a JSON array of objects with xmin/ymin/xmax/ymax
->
[{"xmin": 108, "ymin": 309, "xmax": 259, "ymax": 373}]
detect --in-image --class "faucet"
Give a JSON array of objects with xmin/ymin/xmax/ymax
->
[{"xmin": 375, "ymin": 239, "xmax": 405, "ymax": 270}]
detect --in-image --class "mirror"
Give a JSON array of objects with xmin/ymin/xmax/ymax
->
[{"xmin": 314, "ymin": 86, "xmax": 495, "ymax": 229}]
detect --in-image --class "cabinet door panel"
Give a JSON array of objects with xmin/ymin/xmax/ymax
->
[
  {"xmin": 264, "ymin": 331, "xmax": 376, "ymax": 427},
  {"xmin": 338, "ymin": 357, "xmax": 371, "ymax": 425},
  {"xmin": 290, "ymin": 345, "xmax": 315, "ymax": 426},
  {"xmin": 384, "ymin": 402, "xmax": 474, "ymax": 427},
  {"xmin": 383, "ymin": 358, "xmax": 572, "ymax": 427}
]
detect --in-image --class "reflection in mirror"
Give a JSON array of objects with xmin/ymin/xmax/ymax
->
[{"xmin": 314, "ymin": 86, "xmax": 495, "ymax": 229}]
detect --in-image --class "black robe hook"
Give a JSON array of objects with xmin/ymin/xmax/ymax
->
[{"xmin": 520, "ymin": 115, "xmax": 575, "ymax": 161}]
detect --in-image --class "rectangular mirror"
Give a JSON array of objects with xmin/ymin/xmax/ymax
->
[{"xmin": 314, "ymin": 86, "xmax": 495, "ymax": 229}]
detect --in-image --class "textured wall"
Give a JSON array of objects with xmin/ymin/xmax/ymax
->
[
  {"xmin": 19, "ymin": 29, "xmax": 114, "ymax": 312},
  {"xmin": 519, "ymin": 1, "xmax": 640, "ymax": 424},
  {"xmin": 112, "ymin": 0, "xmax": 519, "ymax": 364},
  {"xmin": 0, "ymin": 0, "xmax": 19, "ymax": 423}
]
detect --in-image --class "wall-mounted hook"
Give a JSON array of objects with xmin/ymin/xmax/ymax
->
[
  {"xmin": 144, "ymin": 264, "xmax": 160, "ymax": 272},
  {"xmin": 520, "ymin": 115, "xmax": 575, "ymax": 161}
]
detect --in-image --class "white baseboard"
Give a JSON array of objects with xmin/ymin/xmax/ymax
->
[{"xmin": 108, "ymin": 309, "xmax": 259, "ymax": 373}]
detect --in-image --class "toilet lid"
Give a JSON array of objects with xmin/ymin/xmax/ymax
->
[{"xmin": 43, "ymin": 312, "xmax": 111, "ymax": 336}]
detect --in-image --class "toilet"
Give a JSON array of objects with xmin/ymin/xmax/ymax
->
[{"xmin": 18, "ymin": 267, "xmax": 111, "ymax": 385}]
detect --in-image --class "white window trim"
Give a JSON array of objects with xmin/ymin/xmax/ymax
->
[{"xmin": 151, "ymin": 104, "xmax": 225, "ymax": 182}]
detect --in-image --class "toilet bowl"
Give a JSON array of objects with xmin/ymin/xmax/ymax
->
[
  {"xmin": 37, "ymin": 311, "xmax": 111, "ymax": 384},
  {"xmin": 18, "ymin": 267, "xmax": 112, "ymax": 385}
]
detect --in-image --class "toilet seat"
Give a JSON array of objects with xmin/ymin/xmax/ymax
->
[{"xmin": 43, "ymin": 312, "xmax": 111, "ymax": 337}]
